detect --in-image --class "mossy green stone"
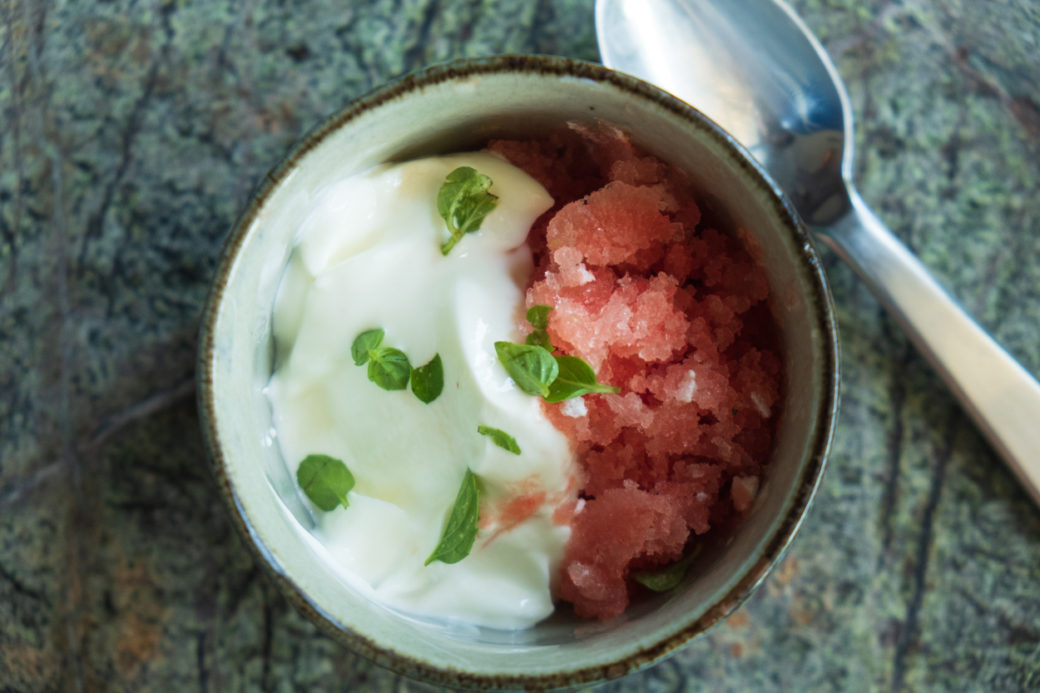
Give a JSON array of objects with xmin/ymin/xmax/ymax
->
[{"xmin": 1, "ymin": 0, "xmax": 1038, "ymax": 690}]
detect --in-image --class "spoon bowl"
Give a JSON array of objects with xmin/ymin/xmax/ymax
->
[
  {"xmin": 597, "ymin": 0, "xmax": 1040, "ymax": 506},
  {"xmin": 597, "ymin": 0, "xmax": 852, "ymax": 226}
]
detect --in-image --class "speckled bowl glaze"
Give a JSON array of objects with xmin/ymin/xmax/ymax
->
[{"xmin": 197, "ymin": 55, "xmax": 839, "ymax": 690}]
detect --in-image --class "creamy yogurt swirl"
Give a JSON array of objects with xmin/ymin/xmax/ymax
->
[{"xmin": 266, "ymin": 152, "xmax": 576, "ymax": 629}]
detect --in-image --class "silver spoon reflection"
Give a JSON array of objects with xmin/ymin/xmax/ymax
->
[{"xmin": 596, "ymin": 0, "xmax": 1040, "ymax": 505}]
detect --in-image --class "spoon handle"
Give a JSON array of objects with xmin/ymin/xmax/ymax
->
[{"xmin": 820, "ymin": 188, "xmax": 1040, "ymax": 506}]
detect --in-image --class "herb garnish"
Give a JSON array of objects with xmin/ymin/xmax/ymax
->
[
  {"xmin": 351, "ymin": 329, "xmax": 443, "ymax": 402},
  {"xmin": 526, "ymin": 305, "xmax": 552, "ymax": 330},
  {"xmin": 494, "ymin": 307, "xmax": 618, "ymax": 403},
  {"xmin": 351, "ymin": 328, "xmax": 385, "ymax": 366},
  {"xmin": 633, "ymin": 547, "xmax": 702, "ymax": 592},
  {"xmin": 524, "ymin": 304, "xmax": 555, "ymax": 351},
  {"xmin": 296, "ymin": 454, "xmax": 355, "ymax": 511},
  {"xmin": 351, "ymin": 328, "xmax": 412, "ymax": 390},
  {"xmin": 546, "ymin": 354, "xmax": 620, "ymax": 402},
  {"xmin": 477, "ymin": 425, "xmax": 521, "ymax": 455},
  {"xmin": 367, "ymin": 347, "xmax": 412, "ymax": 390},
  {"xmin": 437, "ymin": 166, "xmax": 499, "ymax": 255},
  {"xmin": 494, "ymin": 342, "xmax": 559, "ymax": 398},
  {"xmin": 425, "ymin": 469, "xmax": 481, "ymax": 565},
  {"xmin": 411, "ymin": 353, "xmax": 444, "ymax": 404}
]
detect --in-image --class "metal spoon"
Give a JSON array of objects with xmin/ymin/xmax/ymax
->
[{"xmin": 596, "ymin": 0, "xmax": 1040, "ymax": 505}]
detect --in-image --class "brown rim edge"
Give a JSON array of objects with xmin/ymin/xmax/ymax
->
[{"xmin": 196, "ymin": 54, "xmax": 840, "ymax": 691}]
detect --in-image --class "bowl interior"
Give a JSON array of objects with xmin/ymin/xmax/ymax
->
[{"xmin": 199, "ymin": 57, "xmax": 836, "ymax": 688}]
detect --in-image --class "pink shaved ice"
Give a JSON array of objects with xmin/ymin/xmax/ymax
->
[{"xmin": 489, "ymin": 128, "xmax": 782, "ymax": 621}]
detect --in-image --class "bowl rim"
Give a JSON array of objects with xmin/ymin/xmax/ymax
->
[{"xmin": 196, "ymin": 54, "xmax": 840, "ymax": 690}]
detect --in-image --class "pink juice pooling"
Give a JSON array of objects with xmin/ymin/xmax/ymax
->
[{"xmin": 488, "ymin": 127, "xmax": 783, "ymax": 621}]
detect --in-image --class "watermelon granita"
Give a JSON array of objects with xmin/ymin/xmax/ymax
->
[{"xmin": 488, "ymin": 126, "xmax": 783, "ymax": 621}]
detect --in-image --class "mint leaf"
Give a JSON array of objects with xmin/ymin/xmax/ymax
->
[
  {"xmin": 367, "ymin": 347, "xmax": 411, "ymax": 390},
  {"xmin": 526, "ymin": 305, "xmax": 553, "ymax": 330},
  {"xmin": 438, "ymin": 166, "xmax": 499, "ymax": 255},
  {"xmin": 425, "ymin": 469, "xmax": 480, "ymax": 565},
  {"xmin": 633, "ymin": 548, "xmax": 701, "ymax": 592},
  {"xmin": 545, "ymin": 354, "xmax": 620, "ymax": 403},
  {"xmin": 411, "ymin": 353, "xmax": 444, "ymax": 404},
  {"xmin": 494, "ymin": 341, "xmax": 558, "ymax": 398},
  {"xmin": 477, "ymin": 425, "xmax": 521, "ymax": 455},
  {"xmin": 351, "ymin": 328, "xmax": 384, "ymax": 366},
  {"xmin": 296, "ymin": 454, "xmax": 355, "ymax": 511}
]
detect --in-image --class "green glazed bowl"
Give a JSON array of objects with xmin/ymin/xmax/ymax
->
[{"xmin": 197, "ymin": 55, "xmax": 839, "ymax": 690}]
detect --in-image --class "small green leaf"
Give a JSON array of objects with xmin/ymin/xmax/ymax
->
[
  {"xmin": 477, "ymin": 425, "xmax": 521, "ymax": 455},
  {"xmin": 425, "ymin": 469, "xmax": 481, "ymax": 565},
  {"xmin": 545, "ymin": 354, "xmax": 620, "ymax": 403},
  {"xmin": 351, "ymin": 328, "xmax": 384, "ymax": 366},
  {"xmin": 526, "ymin": 305, "xmax": 553, "ymax": 330},
  {"xmin": 296, "ymin": 454, "xmax": 355, "ymax": 512},
  {"xmin": 494, "ymin": 341, "xmax": 558, "ymax": 398},
  {"xmin": 524, "ymin": 305, "xmax": 555, "ymax": 352},
  {"xmin": 525, "ymin": 330, "xmax": 554, "ymax": 352},
  {"xmin": 367, "ymin": 347, "xmax": 412, "ymax": 390},
  {"xmin": 633, "ymin": 548, "xmax": 701, "ymax": 592},
  {"xmin": 438, "ymin": 167, "xmax": 499, "ymax": 255},
  {"xmin": 411, "ymin": 354, "xmax": 444, "ymax": 404}
]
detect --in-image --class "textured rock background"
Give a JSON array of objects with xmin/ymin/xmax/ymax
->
[{"xmin": 1, "ymin": 0, "xmax": 1038, "ymax": 690}]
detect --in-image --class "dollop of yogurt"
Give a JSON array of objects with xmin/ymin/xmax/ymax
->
[{"xmin": 266, "ymin": 152, "xmax": 576, "ymax": 629}]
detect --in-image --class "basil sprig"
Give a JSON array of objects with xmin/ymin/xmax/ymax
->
[
  {"xmin": 351, "ymin": 328, "xmax": 442, "ymax": 403},
  {"xmin": 351, "ymin": 328, "xmax": 411, "ymax": 390},
  {"xmin": 296, "ymin": 454, "xmax": 355, "ymax": 511},
  {"xmin": 495, "ymin": 306, "xmax": 618, "ymax": 402},
  {"xmin": 438, "ymin": 166, "xmax": 499, "ymax": 255},
  {"xmin": 425, "ymin": 469, "xmax": 481, "ymax": 565}
]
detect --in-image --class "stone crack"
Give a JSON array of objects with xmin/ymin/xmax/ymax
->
[
  {"xmin": 86, "ymin": 375, "xmax": 196, "ymax": 450},
  {"xmin": 403, "ymin": 0, "xmax": 443, "ymax": 70},
  {"xmin": 0, "ymin": 460, "xmax": 62, "ymax": 508},
  {"xmin": 878, "ymin": 335, "xmax": 913, "ymax": 563},
  {"xmin": 0, "ymin": 0, "xmax": 25, "ymax": 291},
  {"xmin": 889, "ymin": 410, "xmax": 959, "ymax": 692},
  {"xmin": 0, "ymin": 560, "xmax": 45, "ymax": 602},
  {"xmin": 76, "ymin": 56, "xmax": 163, "ymax": 272}
]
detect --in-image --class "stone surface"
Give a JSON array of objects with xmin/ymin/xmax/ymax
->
[{"xmin": 1, "ymin": 0, "xmax": 1038, "ymax": 691}]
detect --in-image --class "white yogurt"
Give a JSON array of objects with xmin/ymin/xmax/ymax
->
[{"xmin": 266, "ymin": 152, "xmax": 576, "ymax": 629}]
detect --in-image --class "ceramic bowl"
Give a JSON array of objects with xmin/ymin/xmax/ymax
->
[{"xmin": 197, "ymin": 55, "xmax": 839, "ymax": 689}]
